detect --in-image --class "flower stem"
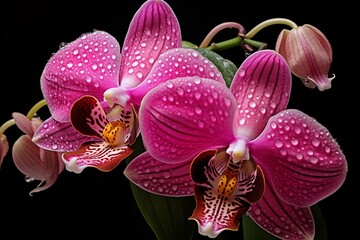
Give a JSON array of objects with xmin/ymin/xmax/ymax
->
[
  {"xmin": 245, "ymin": 18, "xmax": 298, "ymax": 39},
  {"xmin": 203, "ymin": 36, "xmax": 267, "ymax": 52},
  {"xmin": 0, "ymin": 119, "xmax": 15, "ymax": 135},
  {"xmin": 26, "ymin": 99, "xmax": 47, "ymax": 119},
  {"xmin": 199, "ymin": 22, "xmax": 246, "ymax": 48}
]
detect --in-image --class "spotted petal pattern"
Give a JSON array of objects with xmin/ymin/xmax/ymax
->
[
  {"xmin": 189, "ymin": 149, "xmax": 265, "ymax": 238},
  {"xmin": 62, "ymin": 141, "xmax": 133, "ymax": 173}
]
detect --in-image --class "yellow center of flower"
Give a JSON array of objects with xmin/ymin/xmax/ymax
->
[
  {"xmin": 102, "ymin": 120, "xmax": 127, "ymax": 147},
  {"xmin": 217, "ymin": 174, "xmax": 237, "ymax": 197}
]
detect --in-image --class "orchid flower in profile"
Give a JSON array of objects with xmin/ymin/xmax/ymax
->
[
  {"xmin": 33, "ymin": 0, "xmax": 182, "ymax": 171},
  {"xmin": 276, "ymin": 24, "xmax": 334, "ymax": 91},
  {"xmin": 0, "ymin": 134, "xmax": 9, "ymax": 168},
  {"xmin": 126, "ymin": 50, "xmax": 347, "ymax": 239},
  {"xmin": 11, "ymin": 112, "xmax": 64, "ymax": 195}
]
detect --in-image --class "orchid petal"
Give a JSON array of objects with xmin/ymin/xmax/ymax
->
[
  {"xmin": 119, "ymin": 0, "xmax": 181, "ymax": 87},
  {"xmin": 124, "ymin": 151, "xmax": 194, "ymax": 196},
  {"xmin": 70, "ymin": 95, "xmax": 108, "ymax": 138},
  {"xmin": 41, "ymin": 31, "xmax": 120, "ymax": 122},
  {"xmin": 249, "ymin": 109, "xmax": 347, "ymax": 206},
  {"xmin": 62, "ymin": 141, "xmax": 133, "ymax": 173},
  {"xmin": 140, "ymin": 77, "xmax": 237, "ymax": 164},
  {"xmin": 123, "ymin": 48, "xmax": 225, "ymax": 106},
  {"xmin": 248, "ymin": 176, "xmax": 314, "ymax": 240},
  {"xmin": 12, "ymin": 135, "xmax": 61, "ymax": 196},
  {"xmin": 32, "ymin": 116, "xmax": 98, "ymax": 152},
  {"xmin": 231, "ymin": 50, "xmax": 291, "ymax": 140},
  {"xmin": 189, "ymin": 149, "xmax": 265, "ymax": 238},
  {"xmin": 12, "ymin": 112, "xmax": 35, "ymax": 136},
  {"xmin": 0, "ymin": 135, "xmax": 9, "ymax": 167}
]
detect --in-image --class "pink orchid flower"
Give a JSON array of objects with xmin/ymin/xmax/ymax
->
[
  {"xmin": 276, "ymin": 24, "xmax": 334, "ymax": 91},
  {"xmin": 33, "ymin": 0, "xmax": 182, "ymax": 172},
  {"xmin": 11, "ymin": 112, "xmax": 64, "ymax": 196},
  {"xmin": 125, "ymin": 50, "xmax": 347, "ymax": 239}
]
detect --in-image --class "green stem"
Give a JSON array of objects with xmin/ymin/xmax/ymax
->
[
  {"xmin": 199, "ymin": 22, "xmax": 246, "ymax": 48},
  {"xmin": 0, "ymin": 119, "xmax": 15, "ymax": 135},
  {"xmin": 245, "ymin": 18, "xmax": 298, "ymax": 39},
  {"xmin": 204, "ymin": 36, "xmax": 266, "ymax": 52},
  {"xmin": 26, "ymin": 99, "xmax": 47, "ymax": 119}
]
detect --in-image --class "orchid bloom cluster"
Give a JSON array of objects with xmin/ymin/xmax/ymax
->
[{"xmin": 0, "ymin": 0, "xmax": 347, "ymax": 239}]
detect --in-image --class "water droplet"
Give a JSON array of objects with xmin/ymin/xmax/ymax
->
[
  {"xmin": 91, "ymin": 63, "xmax": 98, "ymax": 70},
  {"xmin": 166, "ymin": 81, "xmax": 174, "ymax": 88},
  {"xmin": 270, "ymin": 122, "xmax": 277, "ymax": 129},
  {"xmin": 85, "ymin": 75, "xmax": 92, "ymax": 83},
  {"xmin": 238, "ymin": 68, "xmax": 246, "ymax": 77},
  {"xmin": 310, "ymin": 157, "xmax": 318, "ymax": 164},
  {"xmin": 51, "ymin": 144, "xmax": 58, "ymax": 150},
  {"xmin": 176, "ymin": 87, "xmax": 184, "ymax": 96},
  {"xmin": 194, "ymin": 92, "xmax": 201, "ymax": 99},
  {"xmin": 195, "ymin": 107, "xmax": 202, "ymax": 114},
  {"xmin": 311, "ymin": 139, "xmax": 320, "ymax": 147},
  {"xmin": 275, "ymin": 139, "xmax": 283, "ymax": 148},
  {"xmin": 239, "ymin": 118, "xmax": 246, "ymax": 125},
  {"xmin": 249, "ymin": 101, "xmax": 256, "ymax": 108},
  {"xmin": 294, "ymin": 127, "xmax": 301, "ymax": 134},
  {"xmin": 291, "ymin": 138, "xmax": 299, "ymax": 146},
  {"xmin": 197, "ymin": 120, "xmax": 204, "ymax": 128}
]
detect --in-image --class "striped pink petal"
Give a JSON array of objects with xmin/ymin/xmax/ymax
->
[
  {"xmin": 119, "ymin": 0, "xmax": 181, "ymax": 87},
  {"xmin": 248, "ymin": 176, "xmax": 315, "ymax": 240},
  {"xmin": 139, "ymin": 77, "xmax": 236, "ymax": 164},
  {"xmin": 249, "ymin": 109, "xmax": 347, "ymax": 206},
  {"xmin": 231, "ymin": 50, "xmax": 291, "ymax": 140}
]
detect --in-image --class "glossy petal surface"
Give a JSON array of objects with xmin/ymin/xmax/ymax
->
[
  {"xmin": 119, "ymin": 0, "xmax": 182, "ymax": 87},
  {"xmin": 249, "ymin": 109, "xmax": 347, "ymax": 206},
  {"xmin": 124, "ymin": 151, "xmax": 194, "ymax": 196},
  {"xmin": 276, "ymin": 24, "xmax": 333, "ymax": 91},
  {"xmin": 231, "ymin": 50, "xmax": 291, "ymax": 140},
  {"xmin": 140, "ymin": 77, "xmax": 236, "ymax": 164},
  {"xmin": 126, "ymin": 48, "xmax": 225, "ymax": 106},
  {"xmin": 41, "ymin": 31, "xmax": 120, "ymax": 122},
  {"xmin": 62, "ymin": 141, "xmax": 133, "ymax": 173},
  {"xmin": 248, "ymin": 175, "xmax": 315, "ymax": 240}
]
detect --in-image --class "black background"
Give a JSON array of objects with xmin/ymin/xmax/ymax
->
[{"xmin": 1, "ymin": 1, "xmax": 356, "ymax": 239}]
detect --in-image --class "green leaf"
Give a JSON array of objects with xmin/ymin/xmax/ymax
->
[
  {"xmin": 130, "ymin": 183, "xmax": 196, "ymax": 240},
  {"xmin": 126, "ymin": 137, "xmax": 196, "ymax": 240},
  {"xmin": 195, "ymin": 48, "xmax": 238, "ymax": 88},
  {"xmin": 312, "ymin": 205, "xmax": 328, "ymax": 240},
  {"xmin": 242, "ymin": 214, "xmax": 279, "ymax": 240}
]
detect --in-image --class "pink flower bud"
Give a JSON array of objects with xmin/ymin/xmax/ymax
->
[{"xmin": 276, "ymin": 24, "xmax": 334, "ymax": 91}]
